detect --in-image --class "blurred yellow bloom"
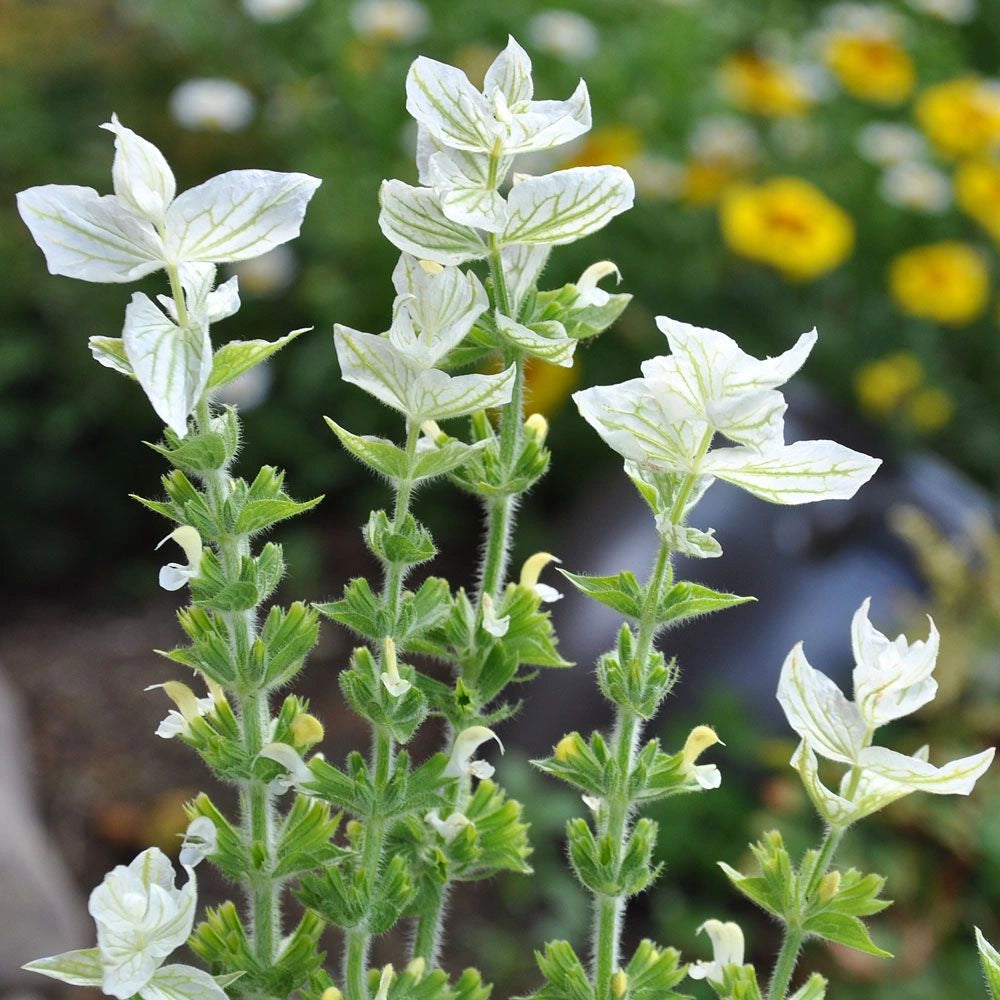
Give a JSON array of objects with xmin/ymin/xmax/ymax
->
[
  {"xmin": 854, "ymin": 352, "xmax": 924, "ymax": 416},
  {"xmin": 524, "ymin": 357, "xmax": 580, "ymax": 415},
  {"xmin": 915, "ymin": 78, "xmax": 1000, "ymax": 159},
  {"xmin": 825, "ymin": 36, "xmax": 915, "ymax": 105},
  {"xmin": 888, "ymin": 242, "xmax": 989, "ymax": 324},
  {"xmin": 719, "ymin": 177, "xmax": 854, "ymax": 281},
  {"xmin": 854, "ymin": 353, "xmax": 953, "ymax": 431},
  {"xmin": 682, "ymin": 162, "xmax": 740, "ymax": 205},
  {"xmin": 718, "ymin": 52, "xmax": 813, "ymax": 118},
  {"xmin": 906, "ymin": 386, "xmax": 955, "ymax": 431},
  {"xmin": 563, "ymin": 125, "xmax": 644, "ymax": 168},
  {"xmin": 955, "ymin": 159, "xmax": 1000, "ymax": 242},
  {"xmin": 680, "ymin": 116, "xmax": 761, "ymax": 204}
]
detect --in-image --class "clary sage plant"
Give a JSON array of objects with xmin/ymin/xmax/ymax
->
[{"xmin": 16, "ymin": 35, "xmax": 999, "ymax": 1000}]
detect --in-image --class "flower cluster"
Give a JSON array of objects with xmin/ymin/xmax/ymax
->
[{"xmin": 778, "ymin": 597, "xmax": 995, "ymax": 826}]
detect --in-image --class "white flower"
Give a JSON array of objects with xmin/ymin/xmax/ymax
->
[
  {"xmin": 879, "ymin": 161, "xmax": 951, "ymax": 214},
  {"xmin": 905, "ymin": 0, "xmax": 975, "ymax": 21},
  {"xmin": 259, "ymin": 742, "xmax": 316, "ymax": 793},
  {"xmin": 689, "ymin": 115, "xmax": 761, "ymax": 168},
  {"xmin": 681, "ymin": 725, "xmax": 724, "ymax": 790},
  {"xmin": 150, "ymin": 680, "xmax": 216, "ymax": 739},
  {"xmin": 519, "ymin": 551, "xmax": 563, "ymax": 602},
  {"xmin": 169, "ymin": 79, "xmax": 256, "ymax": 133},
  {"xmin": 574, "ymin": 261, "xmax": 621, "ymax": 307},
  {"xmin": 425, "ymin": 809, "xmax": 471, "ymax": 842},
  {"xmin": 481, "ymin": 593, "xmax": 510, "ymax": 638},
  {"xmin": 687, "ymin": 919, "xmax": 744, "ymax": 984},
  {"xmin": 778, "ymin": 599, "xmax": 995, "ymax": 826},
  {"xmin": 17, "ymin": 114, "xmax": 320, "ymax": 283},
  {"xmin": 179, "ymin": 816, "xmax": 218, "ymax": 867},
  {"xmin": 242, "ymin": 0, "xmax": 311, "ymax": 21},
  {"xmin": 856, "ymin": 122, "xmax": 927, "ymax": 165},
  {"xmin": 23, "ymin": 847, "xmax": 226, "ymax": 1000},
  {"xmin": 574, "ymin": 318, "xmax": 880, "ymax": 506},
  {"xmin": 157, "ymin": 526, "xmax": 203, "ymax": 591},
  {"xmin": 444, "ymin": 726, "xmax": 504, "ymax": 780},
  {"xmin": 228, "ymin": 245, "xmax": 297, "ymax": 297},
  {"xmin": 350, "ymin": 0, "xmax": 430, "ymax": 44},
  {"xmin": 379, "ymin": 637, "xmax": 412, "ymax": 697},
  {"xmin": 526, "ymin": 10, "xmax": 600, "ymax": 63}
]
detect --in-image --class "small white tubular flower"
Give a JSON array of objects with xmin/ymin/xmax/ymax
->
[
  {"xmin": 24, "ymin": 853, "xmax": 229, "ymax": 1000},
  {"xmin": 17, "ymin": 116, "xmax": 320, "ymax": 284},
  {"xmin": 150, "ymin": 681, "xmax": 215, "ymax": 739},
  {"xmin": 380, "ymin": 638, "xmax": 412, "ymax": 697},
  {"xmin": 425, "ymin": 808, "xmax": 471, "ymax": 842},
  {"xmin": 406, "ymin": 36, "xmax": 591, "ymax": 159},
  {"xmin": 169, "ymin": 79, "xmax": 256, "ymax": 133},
  {"xmin": 574, "ymin": 320, "xmax": 880, "ymax": 507},
  {"xmin": 179, "ymin": 816, "xmax": 218, "ymax": 868},
  {"xmin": 688, "ymin": 920, "xmax": 745, "ymax": 984},
  {"xmin": 779, "ymin": 600, "xmax": 996, "ymax": 826},
  {"xmin": 519, "ymin": 551, "xmax": 563, "ymax": 602},
  {"xmin": 574, "ymin": 261, "xmax": 621, "ymax": 307},
  {"xmin": 851, "ymin": 598, "xmax": 939, "ymax": 727},
  {"xmin": 444, "ymin": 726, "xmax": 504, "ymax": 780},
  {"xmin": 681, "ymin": 725, "xmax": 724, "ymax": 790},
  {"xmin": 157, "ymin": 526, "xmax": 203, "ymax": 591},
  {"xmin": 259, "ymin": 742, "xmax": 315, "ymax": 793},
  {"xmin": 481, "ymin": 592, "xmax": 510, "ymax": 638}
]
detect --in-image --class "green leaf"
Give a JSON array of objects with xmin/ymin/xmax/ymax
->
[
  {"xmin": 559, "ymin": 569, "xmax": 644, "ymax": 618},
  {"xmin": 624, "ymin": 940, "xmax": 687, "ymax": 1000},
  {"xmin": 315, "ymin": 578, "xmax": 385, "ymax": 640},
  {"xmin": 326, "ymin": 418, "xmax": 407, "ymax": 479},
  {"xmin": 802, "ymin": 912, "xmax": 892, "ymax": 958},
  {"xmin": 236, "ymin": 496, "xmax": 322, "ymax": 535},
  {"xmin": 207, "ymin": 328, "xmax": 309, "ymax": 390},
  {"xmin": 412, "ymin": 439, "xmax": 486, "ymax": 481},
  {"xmin": 532, "ymin": 940, "xmax": 594, "ymax": 1000},
  {"xmin": 148, "ymin": 431, "xmax": 228, "ymax": 472},
  {"xmin": 658, "ymin": 581, "xmax": 754, "ymax": 626},
  {"xmin": 976, "ymin": 928, "xmax": 1000, "ymax": 1000}
]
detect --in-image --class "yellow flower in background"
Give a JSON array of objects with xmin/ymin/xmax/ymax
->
[
  {"xmin": 563, "ymin": 125, "xmax": 644, "ymax": 168},
  {"xmin": 719, "ymin": 177, "xmax": 854, "ymax": 281},
  {"xmin": 889, "ymin": 242, "xmax": 989, "ymax": 324},
  {"xmin": 915, "ymin": 78, "xmax": 1000, "ymax": 159},
  {"xmin": 955, "ymin": 159, "xmax": 1000, "ymax": 242},
  {"xmin": 680, "ymin": 115, "xmax": 761, "ymax": 205},
  {"xmin": 854, "ymin": 352, "xmax": 953, "ymax": 431},
  {"xmin": 825, "ymin": 35, "xmax": 915, "ymax": 104},
  {"xmin": 682, "ymin": 163, "xmax": 740, "ymax": 205},
  {"xmin": 718, "ymin": 51, "xmax": 814, "ymax": 118},
  {"xmin": 854, "ymin": 352, "xmax": 924, "ymax": 416},
  {"xmin": 524, "ymin": 357, "xmax": 580, "ymax": 416}
]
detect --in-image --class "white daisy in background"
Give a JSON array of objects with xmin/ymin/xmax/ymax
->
[
  {"xmin": 906, "ymin": 0, "xmax": 976, "ymax": 22},
  {"xmin": 527, "ymin": 10, "xmax": 600, "ymax": 63},
  {"xmin": 857, "ymin": 122, "xmax": 927, "ymax": 165},
  {"xmin": 169, "ymin": 79, "xmax": 256, "ymax": 133},
  {"xmin": 349, "ymin": 0, "xmax": 430, "ymax": 44},
  {"xmin": 879, "ymin": 161, "xmax": 952, "ymax": 213},
  {"xmin": 242, "ymin": 0, "xmax": 311, "ymax": 22}
]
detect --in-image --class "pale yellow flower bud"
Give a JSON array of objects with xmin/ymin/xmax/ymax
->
[
  {"xmin": 406, "ymin": 957, "xmax": 426, "ymax": 982},
  {"xmin": 291, "ymin": 713, "xmax": 325, "ymax": 749},
  {"xmin": 611, "ymin": 970, "xmax": 628, "ymax": 998},
  {"xmin": 418, "ymin": 260, "xmax": 445, "ymax": 274},
  {"xmin": 817, "ymin": 870, "xmax": 841, "ymax": 903},
  {"xmin": 554, "ymin": 734, "xmax": 579, "ymax": 762},
  {"xmin": 525, "ymin": 413, "xmax": 549, "ymax": 443},
  {"xmin": 682, "ymin": 725, "xmax": 723, "ymax": 767},
  {"xmin": 322, "ymin": 988, "xmax": 343, "ymax": 1000}
]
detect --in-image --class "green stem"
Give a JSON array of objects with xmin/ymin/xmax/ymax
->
[
  {"xmin": 385, "ymin": 421, "xmax": 421, "ymax": 626},
  {"xmin": 768, "ymin": 929, "xmax": 805, "ymax": 1000},
  {"xmin": 193, "ymin": 399, "xmax": 278, "ymax": 965}
]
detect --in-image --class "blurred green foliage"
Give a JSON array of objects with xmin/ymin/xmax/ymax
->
[{"xmin": 9, "ymin": 0, "xmax": 1000, "ymax": 599}]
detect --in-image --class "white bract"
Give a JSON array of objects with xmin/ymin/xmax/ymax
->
[
  {"xmin": 444, "ymin": 726, "xmax": 504, "ymax": 780},
  {"xmin": 334, "ymin": 258, "xmax": 515, "ymax": 427},
  {"xmin": 574, "ymin": 318, "xmax": 880, "ymax": 509},
  {"xmin": 380, "ymin": 37, "xmax": 633, "ymax": 259},
  {"xmin": 687, "ymin": 919, "xmax": 745, "ymax": 985},
  {"xmin": 17, "ymin": 115, "xmax": 319, "ymax": 436},
  {"xmin": 24, "ymin": 848, "xmax": 225, "ymax": 1000},
  {"xmin": 778, "ymin": 599, "xmax": 995, "ymax": 826}
]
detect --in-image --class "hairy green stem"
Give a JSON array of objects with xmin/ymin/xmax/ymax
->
[
  {"xmin": 768, "ymin": 930, "xmax": 805, "ymax": 1000},
  {"xmin": 191, "ymin": 388, "xmax": 278, "ymax": 965}
]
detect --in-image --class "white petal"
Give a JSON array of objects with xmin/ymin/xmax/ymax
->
[
  {"xmin": 378, "ymin": 180, "xmax": 489, "ymax": 265},
  {"xmin": 17, "ymin": 184, "xmax": 164, "ymax": 282},
  {"xmin": 22, "ymin": 949, "xmax": 105, "ymax": 987},
  {"xmin": 380, "ymin": 672, "xmax": 412, "ymax": 697},
  {"xmin": 101, "ymin": 114, "xmax": 177, "ymax": 226},
  {"xmin": 405, "ymin": 56, "xmax": 496, "ymax": 152},
  {"xmin": 159, "ymin": 564, "xmax": 194, "ymax": 591},
  {"xmin": 445, "ymin": 726, "xmax": 504, "ymax": 778},
  {"xmin": 704, "ymin": 440, "xmax": 881, "ymax": 505},
  {"xmin": 482, "ymin": 593, "xmax": 511, "ymax": 637},
  {"xmin": 504, "ymin": 80, "xmax": 592, "ymax": 154},
  {"xmin": 122, "ymin": 293, "xmax": 212, "ymax": 437},
  {"xmin": 140, "ymin": 964, "xmax": 229, "ymax": 1000},
  {"xmin": 496, "ymin": 313, "xmax": 576, "ymax": 367},
  {"xmin": 179, "ymin": 817, "xmax": 217, "ymax": 868},
  {"xmin": 484, "ymin": 36, "xmax": 534, "ymax": 106},
  {"xmin": 501, "ymin": 166, "xmax": 634, "ymax": 247},
  {"xmin": 259, "ymin": 743, "xmax": 314, "ymax": 789},
  {"xmin": 164, "ymin": 170, "xmax": 321, "ymax": 265},
  {"xmin": 533, "ymin": 582, "xmax": 564, "ymax": 602},
  {"xmin": 777, "ymin": 643, "xmax": 866, "ymax": 764},
  {"xmin": 693, "ymin": 763, "xmax": 722, "ymax": 789}
]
